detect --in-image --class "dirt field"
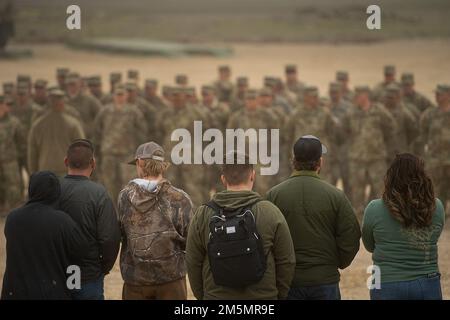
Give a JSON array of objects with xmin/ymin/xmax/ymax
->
[{"xmin": 1, "ymin": 39, "xmax": 450, "ymax": 299}]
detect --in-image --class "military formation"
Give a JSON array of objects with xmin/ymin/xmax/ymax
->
[{"xmin": 0, "ymin": 64, "xmax": 449, "ymax": 216}]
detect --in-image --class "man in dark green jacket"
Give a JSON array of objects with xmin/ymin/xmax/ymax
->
[
  {"xmin": 266, "ymin": 135, "xmax": 361, "ymax": 300},
  {"xmin": 186, "ymin": 152, "xmax": 296, "ymax": 300}
]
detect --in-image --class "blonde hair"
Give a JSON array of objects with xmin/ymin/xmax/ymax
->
[{"xmin": 138, "ymin": 158, "xmax": 170, "ymax": 177}]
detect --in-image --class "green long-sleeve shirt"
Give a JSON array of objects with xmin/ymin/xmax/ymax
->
[
  {"xmin": 266, "ymin": 170, "xmax": 361, "ymax": 287},
  {"xmin": 362, "ymin": 199, "xmax": 445, "ymax": 283}
]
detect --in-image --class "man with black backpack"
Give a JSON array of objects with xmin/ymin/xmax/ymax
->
[{"xmin": 186, "ymin": 151, "xmax": 295, "ymax": 300}]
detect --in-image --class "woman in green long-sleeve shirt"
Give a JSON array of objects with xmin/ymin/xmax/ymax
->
[{"xmin": 362, "ymin": 153, "xmax": 445, "ymax": 300}]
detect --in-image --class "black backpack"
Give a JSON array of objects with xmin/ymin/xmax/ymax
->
[{"xmin": 205, "ymin": 200, "xmax": 267, "ymax": 288}]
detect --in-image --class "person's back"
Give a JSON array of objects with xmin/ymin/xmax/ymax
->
[
  {"xmin": 186, "ymin": 151, "xmax": 295, "ymax": 300},
  {"xmin": 266, "ymin": 135, "xmax": 361, "ymax": 300},
  {"xmin": 362, "ymin": 153, "xmax": 445, "ymax": 300},
  {"xmin": 58, "ymin": 139, "xmax": 120, "ymax": 299},
  {"xmin": 1, "ymin": 171, "xmax": 86, "ymax": 300}
]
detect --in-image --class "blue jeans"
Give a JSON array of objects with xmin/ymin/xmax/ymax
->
[
  {"xmin": 370, "ymin": 273, "xmax": 442, "ymax": 300},
  {"xmin": 288, "ymin": 283, "xmax": 341, "ymax": 300},
  {"xmin": 72, "ymin": 275, "xmax": 105, "ymax": 300}
]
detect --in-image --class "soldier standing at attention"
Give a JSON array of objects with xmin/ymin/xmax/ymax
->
[
  {"xmin": 343, "ymin": 86, "xmax": 396, "ymax": 217},
  {"xmin": 66, "ymin": 72, "xmax": 102, "ymax": 139},
  {"xmin": 419, "ymin": 84, "xmax": 450, "ymax": 214},
  {"xmin": 175, "ymin": 74, "xmax": 189, "ymax": 87},
  {"xmin": 336, "ymin": 71, "xmax": 354, "ymax": 103},
  {"xmin": 401, "ymin": 72, "xmax": 434, "ymax": 115},
  {"xmin": 28, "ymin": 88, "xmax": 85, "ymax": 177},
  {"xmin": 93, "ymin": 84, "xmax": 147, "ymax": 202},
  {"xmin": 144, "ymin": 79, "xmax": 166, "ymax": 110},
  {"xmin": 284, "ymin": 64, "xmax": 306, "ymax": 101},
  {"xmin": 372, "ymin": 65, "xmax": 400, "ymax": 102},
  {"xmin": 0, "ymin": 95, "xmax": 25, "ymax": 215},
  {"xmin": 213, "ymin": 65, "xmax": 234, "ymax": 103},
  {"xmin": 33, "ymin": 79, "xmax": 49, "ymax": 108}
]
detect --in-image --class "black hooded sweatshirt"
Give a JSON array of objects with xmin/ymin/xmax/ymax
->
[{"xmin": 1, "ymin": 171, "xmax": 87, "ymax": 300}]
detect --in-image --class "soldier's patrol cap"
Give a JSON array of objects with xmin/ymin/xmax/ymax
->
[
  {"xmin": 336, "ymin": 71, "xmax": 349, "ymax": 81},
  {"xmin": 384, "ymin": 65, "xmax": 396, "ymax": 75},
  {"xmin": 66, "ymin": 72, "xmax": 80, "ymax": 84},
  {"xmin": 125, "ymin": 82, "xmax": 138, "ymax": 91},
  {"xmin": 48, "ymin": 87, "xmax": 66, "ymax": 97},
  {"xmin": 57, "ymin": 68, "xmax": 70, "ymax": 77},
  {"xmin": 145, "ymin": 79, "xmax": 158, "ymax": 87},
  {"xmin": 114, "ymin": 84, "xmax": 126, "ymax": 95},
  {"xmin": 17, "ymin": 75, "xmax": 31, "ymax": 84},
  {"xmin": 354, "ymin": 86, "xmax": 371, "ymax": 94},
  {"xmin": 128, "ymin": 141, "xmax": 165, "ymax": 165},
  {"xmin": 34, "ymin": 79, "xmax": 48, "ymax": 88},
  {"xmin": 201, "ymin": 85, "xmax": 216, "ymax": 95},
  {"xmin": 237, "ymin": 77, "xmax": 248, "ymax": 86},
  {"xmin": 435, "ymin": 84, "xmax": 450, "ymax": 94},
  {"xmin": 293, "ymin": 135, "xmax": 327, "ymax": 162},
  {"xmin": 401, "ymin": 73, "xmax": 415, "ymax": 85},
  {"xmin": 218, "ymin": 65, "xmax": 231, "ymax": 72},
  {"xmin": 110, "ymin": 72, "xmax": 122, "ymax": 82},
  {"xmin": 304, "ymin": 86, "xmax": 319, "ymax": 97},
  {"xmin": 329, "ymin": 82, "xmax": 342, "ymax": 92},
  {"xmin": 285, "ymin": 64, "xmax": 297, "ymax": 73},
  {"xmin": 259, "ymin": 87, "xmax": 273, "ymax": 96},
  {"xmin": 385, "ymin": 83, "xmax": 401, "ymax": 96},
  {"xmin": 128, "ymin": 69, "xmax": 139, "ymax": 80},
  {"xmin": 244, "ymin": 89, "xmax": 259, "ymax": 100},
  {"xmin": 175, "ymin": 74, "xmax": 188, "ymax": 85}
]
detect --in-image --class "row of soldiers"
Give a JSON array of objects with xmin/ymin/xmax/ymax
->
[{"xmin": 0, "ymin": 64, "xmax": 449, "ymax": 216}]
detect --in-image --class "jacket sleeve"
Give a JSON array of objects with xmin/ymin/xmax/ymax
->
[
  {"xmin": 185, "ymin": 207, "xmax": 206, "ymax": 300},
  {"xmin": 335, "ymin": 195, "xmax": 361, "ymax": 269},
  {"xmin": 271, "ymin": 210, "xmax": 296, "ymax": 299},
  {"xmin": 361, "ymin": 202, "xmax": 376, "ymax": 253},
  {"xmin": 96, "ymin": 192, "xmax": 121, "ymax": 274}
]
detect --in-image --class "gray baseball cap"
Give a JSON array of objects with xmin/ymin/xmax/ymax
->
[{"xmin": 128, "ymin": 142, "xmax": 165, "ymax": 165}]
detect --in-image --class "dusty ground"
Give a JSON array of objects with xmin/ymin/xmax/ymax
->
[{"xmin": 1, "ymin": 40, "xmax": 450, "ymax": 299}]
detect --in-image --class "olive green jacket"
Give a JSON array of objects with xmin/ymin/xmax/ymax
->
[{"xmin": 186, "ymin": 190, "xmax": 295, "ymax": 300}]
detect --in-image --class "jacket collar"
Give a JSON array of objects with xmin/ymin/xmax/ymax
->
[{"xmin": 290, "ymin": 170, "xmax": 321, "ymax": 179}]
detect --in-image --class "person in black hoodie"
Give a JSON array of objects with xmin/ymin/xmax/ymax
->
[{"xmin": 1, "ymin": 171, "xmax": 87, "ymax": 300}]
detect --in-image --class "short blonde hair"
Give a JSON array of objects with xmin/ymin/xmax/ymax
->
[{"xmin": 138, "ymin": 158, "xmax": 170, "ymax": 177}]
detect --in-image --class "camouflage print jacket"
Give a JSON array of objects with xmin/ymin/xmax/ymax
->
[{"xmin": 118, "ymin": 178, "xmax": 193, "ymax": 286}]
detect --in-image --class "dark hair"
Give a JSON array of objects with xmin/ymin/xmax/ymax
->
[
  {"xmin": 66, "ymin": 139, "xmax": 94, "ymax": 170},
  {"xmin": 222, "ymin": 153, "xmax": 253, "ymax": 186},
  {"xmin": 383, "ymin": 153, "xmax": 436, "ymax": 229},
  {"xmin": 291, "ymin": 158, "xmax": 320, "ymax": 171}
]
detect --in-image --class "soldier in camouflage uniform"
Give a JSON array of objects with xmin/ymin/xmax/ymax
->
[
  {"xmin": 336, "ymin": 71, "xmax": 354, "ymax": 104},
  {"xmin": 175, "ymin": 74, "xmax": 188, "ymax": 87},
  {"xmin": 33, "ymin": 79, "xmax": 49, "ymax": 108},
  {"xmin": 144, "ymin": 79, "xmax": 166, "ymax": 110},
  {"xmin": 343, "ymin": 86, "xmax": 396, "ymax": 216},
  {"xmin": 0, "ymin": 95, "xmax": 25, "ymax": 214},
  {"xmin": 326, "ymin": 82, "xmax": 352, "ymax": 194},
  {"xmin": 419, "ymin": 84, "xmax": 450, "ymax": 213},
  {"xmin": 401, "ymin": 72, "xmax": 434, "ymax": 115},
  {"xmin": 382, "ymin": 83, "xmax": 419, "ymax": 163},
  {"xmin": 284, "ymin": 64, "xmax": 306, "ymax": 101},
  {"xmin": 229, "ymin": 76, "xmax": 248, "ymax": 113},
  {"xmin": 213, "ymin": 65, "xmax": 234, "ymax": 103},
  {"xmin": 126, "ymin": 81, "xmax": 159, "ymax": 142},
  {"xmin": 87, "ymin": 75, "xmax": 106, "ymax": 103},
  {"xmin": 94, "ymin": 84, "xmax": 147, "ymax": 202},
  {"xmin": 118, "ymin": 142, "xmax": 193, "ymax": 299},
  {"xmin": 56, "ymin": 67, "xmax": 70, "ymax": 92},
  {"xmin": 372, "ymin": 65, "xmax": 400, "ymax": 102},
  {"xmin": 157, "ymin": 87, "xmax": 208, "ymax": 208},
  {"xmin": 66, "ymin": 72, "xmax": 102, "ymax": 139},
  {"xmin": 199, "ymin": 85, "xmax": 230, "ymax": 193},
  {"xmin": 285, "ymin": 86, "xmax": 337, "ymax": 184},
  {"xmin": 227, "ymin": 89, "xmax": 277, "ymax": 195}
]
